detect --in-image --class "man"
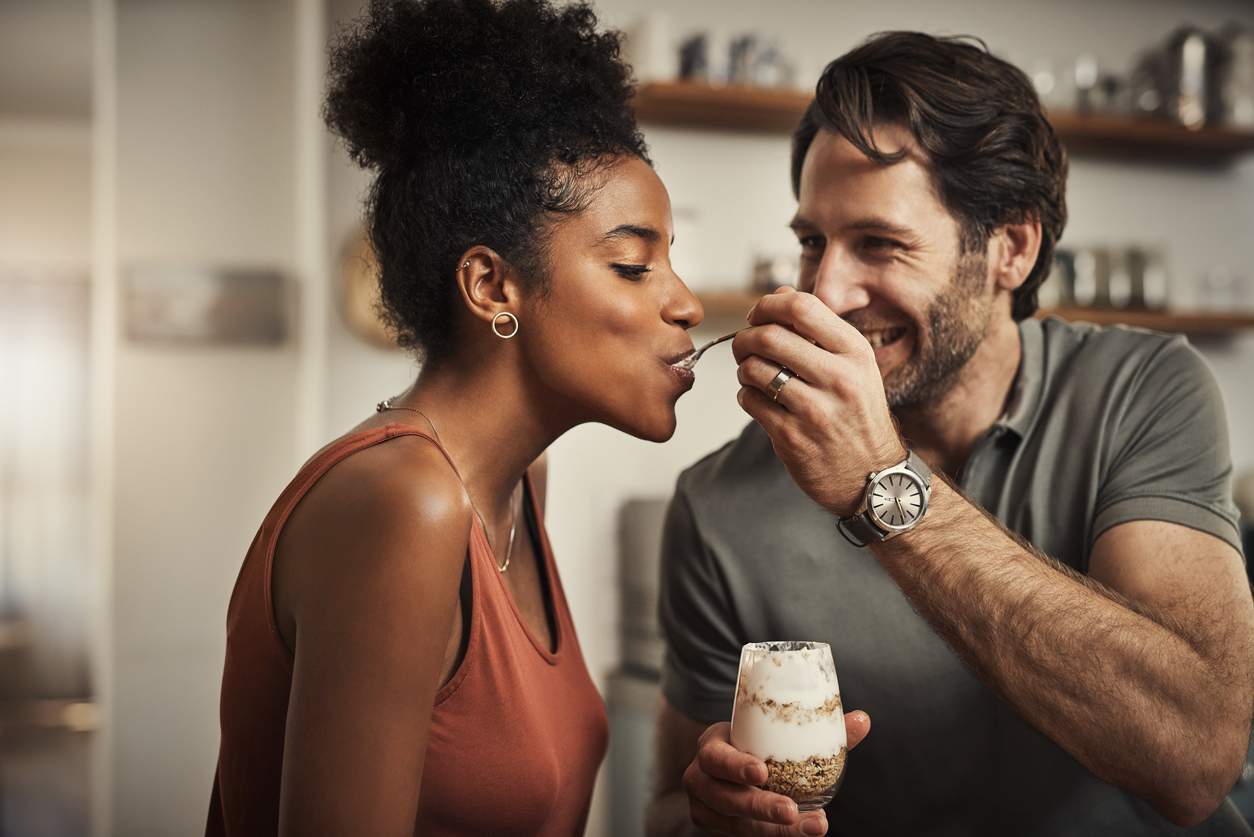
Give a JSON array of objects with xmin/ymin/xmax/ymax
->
[{"xmin": 647, "ymin": 32, "xmax": 1254, "ymax": 837}]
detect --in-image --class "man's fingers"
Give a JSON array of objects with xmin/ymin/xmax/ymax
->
[
  {"xmin": 684, "ymin": 759, "xmax": 800, "ymax": 823},
  {"xmin": 689, "ymin": 796, "xmax": 829, "ymax": 837},
  {"xmin": 846, "ymin": 710, "xmax": 871, "ymax": 749},
  {"xmin": 695, "ymin": 722, "xmax": 768, "ymax": 785},
  {"xmin": 735, "ymin": 355, "xmax": 810, "ymax": 405},
  {"xmin": 732, "ymin": 319, "xmax": 872, "ymax": 395},
  {"xmin": 746, "ymin": 290, "xmax": 859, "ymax": 353}
]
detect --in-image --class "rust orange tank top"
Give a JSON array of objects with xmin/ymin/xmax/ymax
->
[{"xmin": 207, "ymin": 424, "xmax": 608, "ymax": 836}]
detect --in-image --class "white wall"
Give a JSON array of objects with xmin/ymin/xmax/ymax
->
[
  {"xmin": 0, "ymin": 123, "xmax": 92, "ymax": 267},
  {"xmin": 110, "ymin": 0, "xmax": 298, "ymax": 833},
  {"xmin": 0, "ymin": 0, "xmax": 92, "ymax": 119}
]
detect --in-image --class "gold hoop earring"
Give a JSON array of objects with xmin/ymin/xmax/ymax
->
[{"xmin": 492, "ymin": 312, "xmax": 520, "ymax": 339}]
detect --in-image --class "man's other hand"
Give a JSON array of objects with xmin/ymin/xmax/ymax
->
[{"xmin": 679, "ymin": 711, "xmax": 870, "ymax": 836}]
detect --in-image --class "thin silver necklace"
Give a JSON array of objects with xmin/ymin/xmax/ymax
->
[{"xmin": 377, "ymin": 398, "xmax": 519, "ymax": 572}]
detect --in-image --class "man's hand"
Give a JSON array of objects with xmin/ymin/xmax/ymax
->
[
  {"xmin": 732, "ymin": 288, "xmax": 904, "ymax": 517},
  {"xmin": 680, "ymin": 711, "xmax": 870, "ymax": 837}
]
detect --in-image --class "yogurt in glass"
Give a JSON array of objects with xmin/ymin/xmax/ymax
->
[{"xmin": 729, "ymin": 641, "xmax": 847, "ymax": 811}]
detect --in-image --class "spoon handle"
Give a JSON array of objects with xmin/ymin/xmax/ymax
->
[{"xmin": 679, "ymin": 329, "xmax": 742, "ymax": 370}]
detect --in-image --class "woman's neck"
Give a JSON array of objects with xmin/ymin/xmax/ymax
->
[{"xmin": 387, "ymin": 349, "xmax": 569, "ymax": 526}]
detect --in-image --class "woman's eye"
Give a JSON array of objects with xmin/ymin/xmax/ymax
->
[{"xmin": 611, "ymin": 263, "xmax": 651, "ymax": 279}]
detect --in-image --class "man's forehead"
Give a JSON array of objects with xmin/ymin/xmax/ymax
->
[{"xmin": 797, "ymin": 127, "xmax": 946, "ymax": 222}]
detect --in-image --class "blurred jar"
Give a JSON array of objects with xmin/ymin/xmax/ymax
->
[
  {"xmin": 1108, "ymin": 249, "xmax": 1133, "ymax": 308},
  {"xmin": 1070, "ymin": 247, "xmax": 1108, "ymax": 307},
  {"xmin": 728, "ymin": 34, "xmax": 788, "ymax": 88},
  {"xmin": 680, "ymin": 30, "xmax": 731, "ymax": 85},
  {"xmin": 1163, "ymin": 26, "xmax": 1222, "ymax": 128},
  {"xmin": 1031, "ymin": 57, "xmax": 1075, "ymax": 112},
  {"xmin": 1218, "ymin": 24, "xmax": 1254, "ymax": 127},
  {"xmin": 1198, "ymin": 265, "xmax": 1248, "ymax": 311},
  {"xmin": 1130, "ymin": 49, "xmax": 1167, "ymax": 118},
  {"xmin": 1127, "ymin": 248, "xmax": 1169, "ymax": 311},
  {"xmin": 1074, "ymin": 53, "xmax": 1100, "ymax": 112}
]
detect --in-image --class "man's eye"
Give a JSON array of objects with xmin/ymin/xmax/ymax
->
[
  {"xmin": 611, "ymin": 263, "xmax": 651, "ymax": 279},
  {"xmin": 864, "ymin": 236, "xmax": 900, "ymax": 251},
  {"xmin": 797, "ymin": 236, "xmax": 824, "ymax": 254}
]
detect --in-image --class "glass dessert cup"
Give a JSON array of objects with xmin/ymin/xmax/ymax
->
[{"xmin": 729, "ymin": 641, "xmax": 847, "ymax": 812}]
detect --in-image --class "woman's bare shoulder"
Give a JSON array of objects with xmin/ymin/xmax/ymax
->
[{"xmin": 274, "ymin": 433, "xmax": 473, "ymax": 635}]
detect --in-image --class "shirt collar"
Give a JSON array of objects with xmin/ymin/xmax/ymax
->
[{"xmin": 993, "ymin": 317, "xmax": 1044, "ymax": 439}]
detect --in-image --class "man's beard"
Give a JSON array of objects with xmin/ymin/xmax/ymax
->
[{"xmin": 883, "ymin": 250, "xmax": 993, "ymax": 410}]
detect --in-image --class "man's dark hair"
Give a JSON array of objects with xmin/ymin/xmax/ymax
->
[
  {"xmin": 325, "ymin": 0, "xmax": 648, "ymax": 360},
  {"xmin": 791, "ymin": 32, "xmax": 1067, "ymax": 321}
]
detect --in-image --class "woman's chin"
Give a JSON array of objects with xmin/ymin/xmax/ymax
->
[{"xmin": 611, "ymin": 409, "xmax": 678, "ymax": 444}]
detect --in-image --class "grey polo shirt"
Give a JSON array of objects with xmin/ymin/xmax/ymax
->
[{"xmin": 659, "ymin": 316, "xmax": 1248, "ymax": 836}]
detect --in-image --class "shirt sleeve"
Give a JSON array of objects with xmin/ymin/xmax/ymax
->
[
  {"xmin": 1092, "ymin": 335, "xmax": 1243, "ymax": 556},
  {"xmin": 657, "ymin": 481, "xmax": 744, "ymax": 725}
]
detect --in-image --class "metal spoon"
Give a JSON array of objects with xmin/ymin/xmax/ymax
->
[{"xmin": 672, "ymin": 329, "xmax": 743, "ymax": 371}]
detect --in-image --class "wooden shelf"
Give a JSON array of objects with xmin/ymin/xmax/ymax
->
[
  {"xmin": 695, "ymin": 290, "xmax": 1254, "ymax": 334},
  {"xmin": 632, "ymin": 81, "xmax": 812, "ymax": 132},
  {"xmin": 1045, "ymin": 111, "xmax": 1254, "ymax": 165},
  {"xmin": 632, "ymin": 82, "xmax": 1254, "ymax": 164},
  {"xmin": 1037, "ymin": 305, "xmax": 1254, "ymax": 333}
]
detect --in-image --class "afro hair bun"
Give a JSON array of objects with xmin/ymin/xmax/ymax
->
[
  {"xmin": 326, "ymin": 0, "xmax": 639, "ymax": 171},
  {"xmin": 322, "ymin": 0, "xmax": 649, "ymax": 360}
]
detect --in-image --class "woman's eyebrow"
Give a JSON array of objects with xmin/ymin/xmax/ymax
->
[{"xmin": 598, "ymin": 224, "xmax": 660, "ymax": 244}]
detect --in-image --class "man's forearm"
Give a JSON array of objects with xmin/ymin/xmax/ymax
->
[{"xmin": 870, "ymin": 476, "xmax": 1250, "ymax": 825}]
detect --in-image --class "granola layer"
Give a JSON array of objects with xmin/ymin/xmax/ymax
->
[{"xmin": 763, "ymin": 747, "xmax": 846, "ymax": 801}]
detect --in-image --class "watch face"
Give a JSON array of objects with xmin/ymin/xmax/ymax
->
[{"xmin": 869, "ymin": 471, "xmax": 925, "ymax": 530}]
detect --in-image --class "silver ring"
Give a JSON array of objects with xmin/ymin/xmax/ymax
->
[{"xmin": 768, "ymin": 367, "xmax": 793, "ymax": 402}]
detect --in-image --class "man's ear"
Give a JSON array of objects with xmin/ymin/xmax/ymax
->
[
  {"xmin": 989, "ymin": 218, "xmax": 1043, "ymax": 293},
  {"xmin": 455, "ymin": 247, "xmax": 517, "ymax": 329}
]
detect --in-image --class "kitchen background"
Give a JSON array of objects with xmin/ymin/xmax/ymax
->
[{"xmin": 2, "ymin": 0, "xmax": 1253, "ymax": 835}]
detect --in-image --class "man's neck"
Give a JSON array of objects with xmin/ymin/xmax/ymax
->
[{"xmin": 893, "ymin": 313, "xmax": 1023, "ymax": 480}]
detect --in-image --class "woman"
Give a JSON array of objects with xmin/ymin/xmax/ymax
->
[{"xmin": 206, "ymin": 1, "xmax": 700, "ymax": 834}]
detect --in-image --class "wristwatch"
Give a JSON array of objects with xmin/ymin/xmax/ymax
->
[{"xmin": 838, "ymin": 451, "xmax": 932, "ymax": 547}]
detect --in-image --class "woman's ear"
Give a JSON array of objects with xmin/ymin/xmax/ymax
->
[
  {"xmin": 989, "ymin": 218, "xmax": 1043, "ymax": 293},
  {"xmin": 455, "ymin": 247, "xmax": 517, "ymax": 330}
]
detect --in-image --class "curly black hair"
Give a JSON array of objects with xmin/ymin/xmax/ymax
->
[
  {"xmin": 792, "ymin": 32, "xmax": 1068, "ymax": 321},
  {"xmin": 325, "ymin": 0, "xmax": 649, "ymax": 359}
]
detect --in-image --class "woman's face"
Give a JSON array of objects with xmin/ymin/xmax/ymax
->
[{"xmin": 516, "ymin": 156, "xmax": 703, "ymax": 443}]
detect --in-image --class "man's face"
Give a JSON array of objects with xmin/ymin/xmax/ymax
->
[{"xmin": 791, "ymin": 126, "xmax": 996, "ymax": 410}]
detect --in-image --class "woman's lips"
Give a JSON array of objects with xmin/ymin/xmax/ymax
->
[
  {"xmin": 665, "ymin": 348, "xmax": 696, "ymax": 367},
  {"xmin": 666, "ymin": 360, "xmax": 696, "ymax": 390}
]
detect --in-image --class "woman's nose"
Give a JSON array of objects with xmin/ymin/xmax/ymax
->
[{"xmin": 665, "ymin": 271, "xmax": 704, "ymax": 330}]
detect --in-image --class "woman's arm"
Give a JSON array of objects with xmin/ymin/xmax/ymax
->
[{"xmin": 272, "ymin": 437, "xmax": 473, "ymax": 836}]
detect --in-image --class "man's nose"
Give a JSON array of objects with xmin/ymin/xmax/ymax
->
[{"xmin": 811, "ymin": 249, "xmax": 872, "ymax": 316}]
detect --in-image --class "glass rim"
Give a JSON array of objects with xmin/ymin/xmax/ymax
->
[{"xmin": 741, "ymin": 640, "xmax": 830, "ymax": 653}]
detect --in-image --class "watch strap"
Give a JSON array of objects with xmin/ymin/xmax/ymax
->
[
  {"xmin": 837, "ymin": 512, "xmax": 883, "ymax": 547},
  {"xmin": 905, "ymin": 450, "xmax": 932, "ymax": 484}
]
